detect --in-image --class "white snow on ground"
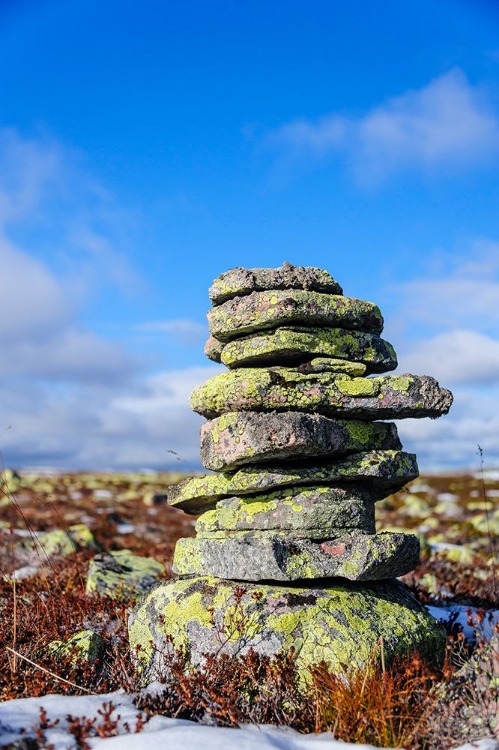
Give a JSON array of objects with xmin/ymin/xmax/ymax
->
[{"xmin": 0, "ymin": 689, "xmax": 498, "ymax": 750}]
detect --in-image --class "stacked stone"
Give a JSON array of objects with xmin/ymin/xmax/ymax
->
[
  {"xmin": 169, "ymin": 263, "xmax": 452, "ymax": 583},
  {"xmin": 129, "ymin": 263, "xmax": 453, "ymax": 679}
]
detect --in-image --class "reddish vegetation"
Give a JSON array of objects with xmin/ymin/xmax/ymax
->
[{"xmin": 0, "ymin": 468, "xmax": 498, "ymax": 747}]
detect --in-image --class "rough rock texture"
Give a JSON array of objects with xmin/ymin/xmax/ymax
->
[
  {"xmin": 190, "ymin": 367, "xmax": 453, "ymax": 420},
  {"xmin": 296, "ymin": 357, "xmax": 367, "ymax": 375},
  {"xmin": 168, "ymin": 449, "xmax": 419, "ymax": 514},
  {"xmin": 45, "ymin": 630, "xmax": 104, "ymax": 665},
  {"xmin": 173, "ymin": 531, "xmax": 420, "ymax": 581},
  {"xmin": 209, "ymin": 262, "xmax": 343, "ymax": 306},
  {"xmin": 86, "ymin": 550, "xmax": 165, "ymax": 599},
  {"xmin": 200, "ymin": 411, "xmax": 401, "ymax": 471},
  {"xmin": 195, "ymin": 485, "xmax": 375, "ymax": 537},
  {"xmin": 204, "ymin": 335, "xmax": 223, "ymax": 362},
  {"xmin": 128, "ymin": 576, "xmax": 446, "ymax": 681},
  {"xmin": 208, "ymin": 290, "xmax": 383, "ymax": 341},
  {"xmin": 219, "ymin": 326, "xmax": 397, "ymax": 372}
]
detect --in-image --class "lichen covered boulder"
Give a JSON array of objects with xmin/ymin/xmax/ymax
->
[
  {"xmin": 208, "ymin": 290, "xmax": 383, "ymax": 341},
  {"xmin": 128, "ymin": 576, "xmax": 446, "ymax": 681},
  {"xmin": 209, "ymin": 262, "xmax": 343, "ymax": 305},
  {"xmin": 195, "ymin": 485, "xmax": 375, "ymax": 537},
  {"xmin": 23, "ymin": 524, "xmax": 101, "ymax": 558},
  {"xmin": 168, "ymin": 449, "xmax": 419, "ymax": 514},
  {"xmin": 200, "ymin": 411, "xmax": 401, "ymax": 471},
  {"xmin": 173, "ymin": 531, "xmax": 420, "ymax": 581},
  {"xmin": 190, "ymin": 367, "xmax": 453, "ymax": 420},
  {"xmin": 45, "ymin": 630, "xmax": 104, "ymax": 665},
  {"xmin": 86, "ymin": 550, "xmax": 165, "ymax": 599},
  {"xmin": 219, "ymin": 327, "xmax": 397, "ymax": 371}
]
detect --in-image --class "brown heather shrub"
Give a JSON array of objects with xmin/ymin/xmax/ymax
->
[{"xmin": 0, "ymin": 551, "xmax": 142, "ymax": 700}]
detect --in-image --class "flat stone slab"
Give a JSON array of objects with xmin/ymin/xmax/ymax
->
[
  {"xmin": 129, "ymin": 575, "xmax": 446, "ymax": 682},
  {"xmin": 218, "ymin": 327, "xmax": 397, "ymax": 372},
  {"xmin": 190, "ymin": 368, "xmax": 453, "ymax": 420},
  {"xmin": 173, "ymin": 531, "xmax": 420, "ymax": 581},
  {"xmin": 209, "ymin": 262, "xmax": 343, "ymax": 306},
  {"xmin": 200, "ymin": 411, "xmax": 401, "ymax": 471},
  {"xmin": 168, "ymin": 449, "xmax": 419, "ymax": 513},
  {"xmin": 195, "ymin": 485, "xmax": 375, "ymax": 537},
  {"xmin": 208, "ymin": 290, "xmax": 383, "ymax": 341}
]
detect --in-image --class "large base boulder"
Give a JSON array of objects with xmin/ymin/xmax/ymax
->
[{"xmin": 128, "ymin": 575, "xmax": 446, "ymax": 682}]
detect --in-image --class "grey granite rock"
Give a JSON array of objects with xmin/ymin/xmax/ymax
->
[
  {"xmin": 173, "ymin": 531, "xmax": 420, "ymax": 581},
  {"xmin": 208, "ymin": 289, "xmax": 383, "ymax": 341},
  {"xmin": 195, "ymin": 485, "xmax": 375, "ymax": 537},
  {"xmin": 190, "ymin": 367, "xmax": 453, "ymax": 420},
  {"xmin": 200, "ymin": 411, "xmax": 401, "ymax": 471},
  {"xmin": 209, "ymin": 262, "xmax": 343, "ymax": 305},
  {"xmin": 168, "ymin": 449, "xmax": 419, "ymax": 514}
]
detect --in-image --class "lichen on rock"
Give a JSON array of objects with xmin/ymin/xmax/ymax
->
[
  {"xmin": 172, "ymin": 530, "xmax": 420, "ymax": 581},
  {"xmin": 208, "ymin": 289, "xmax": 383, "ymax": 341},
  {"xmin": 128, "ymin": 576, "xmax": 446, "ymax": 683},
  {"xmin": 200, "ymin": 410, "xmax": 401, "ymax": 471},
  {"xmin": 209, "ymin": 263, "xmax": 343, "ymax": 306},
  {"xmin": 190, "ymin": 367, "xmax": 453, "ymax": 420},
  {"xmin": 195, "ymin": 485, "xmax": 375, "ymax": 536},
  {"xmin": 218, "ymin": 326, "xmax": 397, "ymax": 371},
  {"xmin": 168, "ymin": 449, "xmax": 419, "ymax": 514},
  {"xmin": 86, "ymin": 549, "xmax": 165, "ymax": 599}
]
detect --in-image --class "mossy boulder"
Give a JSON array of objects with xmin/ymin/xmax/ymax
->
[
  {"xmin": 195, "ymin": 485, "xmax": 375, "ymax": 537},
  {"xmin": 200, "ymin": 411, "xmax": 401, "ymax": 471},
  {"xmin": 45, "ymin": 629, "xmax": 104, "ymax": 665},
  {"xmin": 219, "ymin": 327, "xmax": 397, "ymax": 372},
  {"xmin": 86, "ymin": 550, "xmax": 165, "ymax": 599},
  {"xmin": 209, "ymin": 262, "xmax": 343, "ymax": 305},
  {"xmin": 190, "ymin": 367, "xmax": 453, "ymax": 420},
  {"xmin": 168, "ymin": 450, "xmax": 419, "ymax": 514},
  {"xmin": 173, "ymin": 531, "xmax": 420, "ymax": 581},
  {"xmin": 24, "ymin": 524, "xmax": 101, "ymax": 558},
  {"xmin": 208, "ymin": 289, "xmax": 383, "ymax": 341},
  {"xmin": 128, "ymin": 575, "xmax": 446, "ymax": 682}
]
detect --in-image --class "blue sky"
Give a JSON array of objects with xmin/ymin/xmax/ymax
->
[{"xmin": 0, "ymin": 0, "xmax": 498, "ymax": 471}]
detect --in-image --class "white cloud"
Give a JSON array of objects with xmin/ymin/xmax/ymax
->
[
  {"xmin": 136, "ymin": 319, "xmax": 208, "ymax": 345},
  {"xmin": 265, "ymin": 69, "xmax": 499, "ymax": 183},
  {"xmin": 397, "ymin": 386, "xmax": 499, "ymax": 470},
  {"xmin": 387, "ymin": 240, "xmax": 499, "ymax": 468},
  {"xmin": 0, "ymin": 366, "xmax": 220, "ymax": 470},
  {"xmin": 390, "ymin": 240, "xmax": 499, "ymax": 336},
  {"xmin": 0, "ymin": 238, "xmax": 70, "ymax": 340},
  {"xmin": 398, "ymin": 330, "xmax": 499, "ymax": 386}
]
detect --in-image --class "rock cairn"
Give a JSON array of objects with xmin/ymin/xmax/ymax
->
[{"xmin": 129, "ymin": 263, "xmax": 453, "ymax": 679}]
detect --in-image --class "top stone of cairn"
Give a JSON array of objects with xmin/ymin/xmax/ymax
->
[{"xmin": 209, "ymin": 261, "xmax": 343, "ymax": 305}]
